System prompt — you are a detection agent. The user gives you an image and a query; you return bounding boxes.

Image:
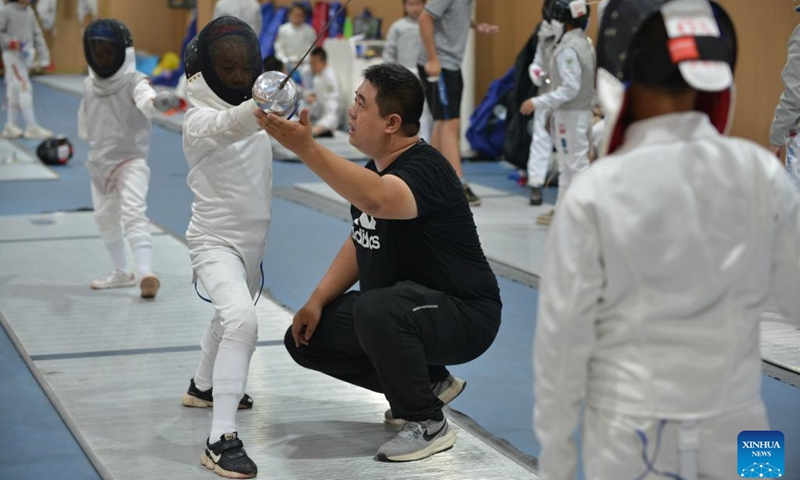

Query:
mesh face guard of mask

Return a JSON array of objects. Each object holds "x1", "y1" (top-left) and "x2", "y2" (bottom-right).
[
  {"x1": 184, "y1": 16, "x2": 263, "y2": 106},
  {"x1": 83, "y1": 19, "x2": 133, "y2": 79}
]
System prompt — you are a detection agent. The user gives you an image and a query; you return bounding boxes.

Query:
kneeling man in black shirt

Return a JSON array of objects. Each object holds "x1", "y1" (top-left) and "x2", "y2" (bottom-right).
[{"x1": 255, "y1": 63, "x2": 502, "y2": 462}]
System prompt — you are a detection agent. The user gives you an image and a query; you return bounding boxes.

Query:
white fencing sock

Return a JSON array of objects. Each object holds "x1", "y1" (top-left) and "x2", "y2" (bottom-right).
[
  {"x1": 193, "y1": 318, "x2": 223, "y2": 392},
  {"x1": 132, "y1": 245, "x2": 153, "y2": 276},
  {"x1": 104, "y1": 238, "x2": 129, "y2": 272},
  {"x1": 19, "y1": 92, "x2": 39, "y2": 129},
  {"x1": 210, "y1": 327, "x2": 257, "y2": 440},
  {"x1": 7, "y1": 102, "x2": 19, "y2": 127}
]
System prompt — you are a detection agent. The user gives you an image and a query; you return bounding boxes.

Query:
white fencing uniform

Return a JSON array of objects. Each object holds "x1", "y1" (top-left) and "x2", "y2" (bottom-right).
[
  {"x1": 77, "y1": 0, "x2": 98, "y2": 22},
  {"x1": 531, "y1": 28, "x2": 594, "y2": 204},
  {"x1": 0, "y1": 1, "x2": 50, "y2": 131},
  {"x1": 534, "y1": 112, "x2": 800, "y2": 480},
  {"x1": 769, "y1": 23, "x2": 800, "y2": 190},
  {"x1": 35, "y1": 0, "x2": 58, "y2": 32},
  {"x1": 213, "y1": 0, "x2": 263, "y2": 35},
  {"x1": 301, "y1": 64, "x2": 342, "y2": 132},
  {"x1": 526, "y1": 24, "x2": 556, "y2": 188},
  {"x1": 184, "y1": 72, "x2": 272, "y2": 438},
  {"x1": 78, "y1": 48, "x2": 162, "y2": 265},
  {"x1": 274, "y1": 22, "x2": 317, "y2": 67}
]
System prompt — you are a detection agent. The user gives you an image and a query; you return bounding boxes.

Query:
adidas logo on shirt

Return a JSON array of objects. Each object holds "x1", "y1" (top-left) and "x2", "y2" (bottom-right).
[{"x1": 352, "y1": 213, "x2": 380, "y2": 249}]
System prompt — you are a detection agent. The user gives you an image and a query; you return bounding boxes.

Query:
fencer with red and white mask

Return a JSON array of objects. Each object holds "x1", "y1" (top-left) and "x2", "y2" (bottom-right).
[
  {"x1": 79, "y1": 19, "x2": 180, "y2": 298},
  {"x1": 180, "y1": 16, "x2": 270, "y2": 479},
  {"x1": 520, "y1": 0, "x2": 595, "y2": 226},
  {"x1": 534, "y1": 1, "x2": 800, "y2": 479}
]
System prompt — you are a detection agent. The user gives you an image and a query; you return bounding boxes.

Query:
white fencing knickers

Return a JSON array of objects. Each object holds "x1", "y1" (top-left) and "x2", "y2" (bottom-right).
[
  {"x1": 191, "y1": 247, "x2": 260, "y2": 440},
  {"x1": 90, "y1": 158, "x2": 152, "y2": 252},
  {"x1": 581, "y1": 400, "x2": 768, "y2": 480},
  {"x1": 552, "y1": 109, "x2": 592, "y2": 205},
  {"x1": 2, "y1": 51, "x2": 38, "y2": 129},
  {"x1": 527, "y1": 108, "x2": 554, "y2": 188}
]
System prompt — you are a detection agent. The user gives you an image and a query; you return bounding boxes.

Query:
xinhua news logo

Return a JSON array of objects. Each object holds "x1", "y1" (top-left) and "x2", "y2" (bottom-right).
[{"x1": 738, "y1": 431, "x2": 784, "y2": 478}]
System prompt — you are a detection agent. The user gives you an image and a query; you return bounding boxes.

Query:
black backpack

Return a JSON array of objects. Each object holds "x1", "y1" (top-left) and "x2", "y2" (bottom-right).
[{"x1": 502, "y1": 24, "x2": 541, "y2": 169}]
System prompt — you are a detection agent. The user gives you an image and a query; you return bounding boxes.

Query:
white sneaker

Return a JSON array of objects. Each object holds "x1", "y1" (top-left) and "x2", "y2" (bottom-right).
[
  {"x1": 139, "y1": 272, "x2": 160, "y2": 299},
  {"x1": 90, "y1": 270, "x2": 136, "y2": 290},
  {"x1": 23, "y1": 125, "x2": 53, "y2": 139},
  {"x1": 1, "y1": 124, "x2": 23, "y2": 138}
]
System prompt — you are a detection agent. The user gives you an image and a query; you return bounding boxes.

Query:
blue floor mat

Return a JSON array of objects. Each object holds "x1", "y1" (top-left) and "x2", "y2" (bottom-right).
[{"x1": 0, "y1": 323, "x2": 101, "y2": 480}]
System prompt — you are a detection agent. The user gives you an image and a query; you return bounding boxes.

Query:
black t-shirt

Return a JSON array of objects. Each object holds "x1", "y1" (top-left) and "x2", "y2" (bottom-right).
[{"x1": 350, "y1": 141, "x2": 501, "y2": 307}]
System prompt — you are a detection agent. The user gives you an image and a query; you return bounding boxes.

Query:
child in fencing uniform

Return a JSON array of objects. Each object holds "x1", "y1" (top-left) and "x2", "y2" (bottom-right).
[
  {"x1": 79, "y1": 19, "x2": 181, "y2": 298},
  {"x1": 0, "y1": 0, "x2": 52, "y2": 139},
  {"x1": 180, "y1": 16, "x2": 271, "y2": 479},
  {"x1": 300, "y1": 47, "x2": 341, "y2": 138},
  {"x1": 383, "y1": 0, "x2": 432, "y2": 141},
  {"x1": 520, "y1": 0, "x2": 594, "y2": 225},
  {"x1": 274, "y1": 2, "x2": 317, "y2": 71},
  {"x1": 524, "y1": 0, "x2": 557, "y2": 206},
  {"x1": 534, "y1": 1, "x2": 800, "y2": 479}
]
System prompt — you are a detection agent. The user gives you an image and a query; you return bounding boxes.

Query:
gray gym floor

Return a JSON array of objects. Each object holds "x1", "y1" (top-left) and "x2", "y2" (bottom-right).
[{"x1": 0, "y1": 212, "x2": 538, "y2": 480}]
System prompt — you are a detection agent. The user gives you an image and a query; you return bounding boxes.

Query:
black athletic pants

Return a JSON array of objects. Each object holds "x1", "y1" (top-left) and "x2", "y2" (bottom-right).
[{"x1": 284, "y1": 281, "x2": 500, "y2": 422}]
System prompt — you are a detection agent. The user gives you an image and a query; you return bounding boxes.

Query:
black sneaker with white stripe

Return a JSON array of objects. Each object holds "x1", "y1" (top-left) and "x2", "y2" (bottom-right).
[
  {"x1": 201, "y1": 432, "x2": 257, "y2": 479},
  {"x1": 181, "y1": 378, "x2": 254, "y2": 410}
]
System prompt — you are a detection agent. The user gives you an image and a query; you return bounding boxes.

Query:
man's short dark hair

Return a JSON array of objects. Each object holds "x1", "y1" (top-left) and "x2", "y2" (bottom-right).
[
  {"x1": 310, "y1": 47, "x2": 327, "y2": 63},
  {"x1": 362, "y1": 63, "x2": 425, "y2": 137}
]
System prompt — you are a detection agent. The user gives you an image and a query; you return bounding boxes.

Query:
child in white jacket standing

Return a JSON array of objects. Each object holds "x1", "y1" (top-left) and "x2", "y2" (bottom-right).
[
  {"x1": 520, "y1": 0, "x2": 594, "y2": 225},
  {"x1": 79, "y1": 19, "x2": 180, "y2": 298},
  {"x1": 0, "y1": 0, "x2": 52, "y2": 139},
  {"x1": 179, "y1": 16, "x2": 271, "y2": 479}
]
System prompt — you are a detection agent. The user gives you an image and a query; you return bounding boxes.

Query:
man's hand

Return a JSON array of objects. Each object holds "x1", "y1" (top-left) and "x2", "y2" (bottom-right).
[
  {"x1": 424, "y1": 58, "x2": 441, "y2": 79},
  {"x1": 520, "y1": 98, "x2": 536, "y2": 116},
  {"x1": 305, "y1": 93, "x2": 317, "y2": 104},
  {"x1": 254, "y1": 108, "x2": 315, "y2": 154},
  {"x1": 475, "y1": 23, "x2": 499, "y2": 35},
  {"x1": 291, "y1": 300, "x2": 324, "y2": 347}
]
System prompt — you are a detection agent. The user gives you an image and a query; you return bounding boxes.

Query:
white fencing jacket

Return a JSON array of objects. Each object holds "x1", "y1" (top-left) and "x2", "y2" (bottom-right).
[
  {"x1": 534, "y1": 112, "x2": 800, "y2": 480},
  {"x1": 183, "y1": 73, "x2": 273, "y2": 287},
  {"x1": 274, "y1": 22, "x2": 317, "y2": 65},
  {"x1": 78, "y1": 48, "x2": 161, "y2": 193},
  {"x1": 0, "y1": 1, "x2": 50, "y2": 68}
]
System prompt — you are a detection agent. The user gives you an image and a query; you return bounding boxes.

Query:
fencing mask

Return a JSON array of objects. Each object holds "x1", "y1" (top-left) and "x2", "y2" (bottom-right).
[
  {"x1": 184, "y1": 16, "x2": 262, "y2": 106},
  {"x1": 37, "y1": 137, "x2": 73, "y2": 165},
  {"x1": 595, "y1": 0, "x2": 737, "y2": 156},
  {"x1": 83, "y1": 19, "x2": 133, "y2": 79}
]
